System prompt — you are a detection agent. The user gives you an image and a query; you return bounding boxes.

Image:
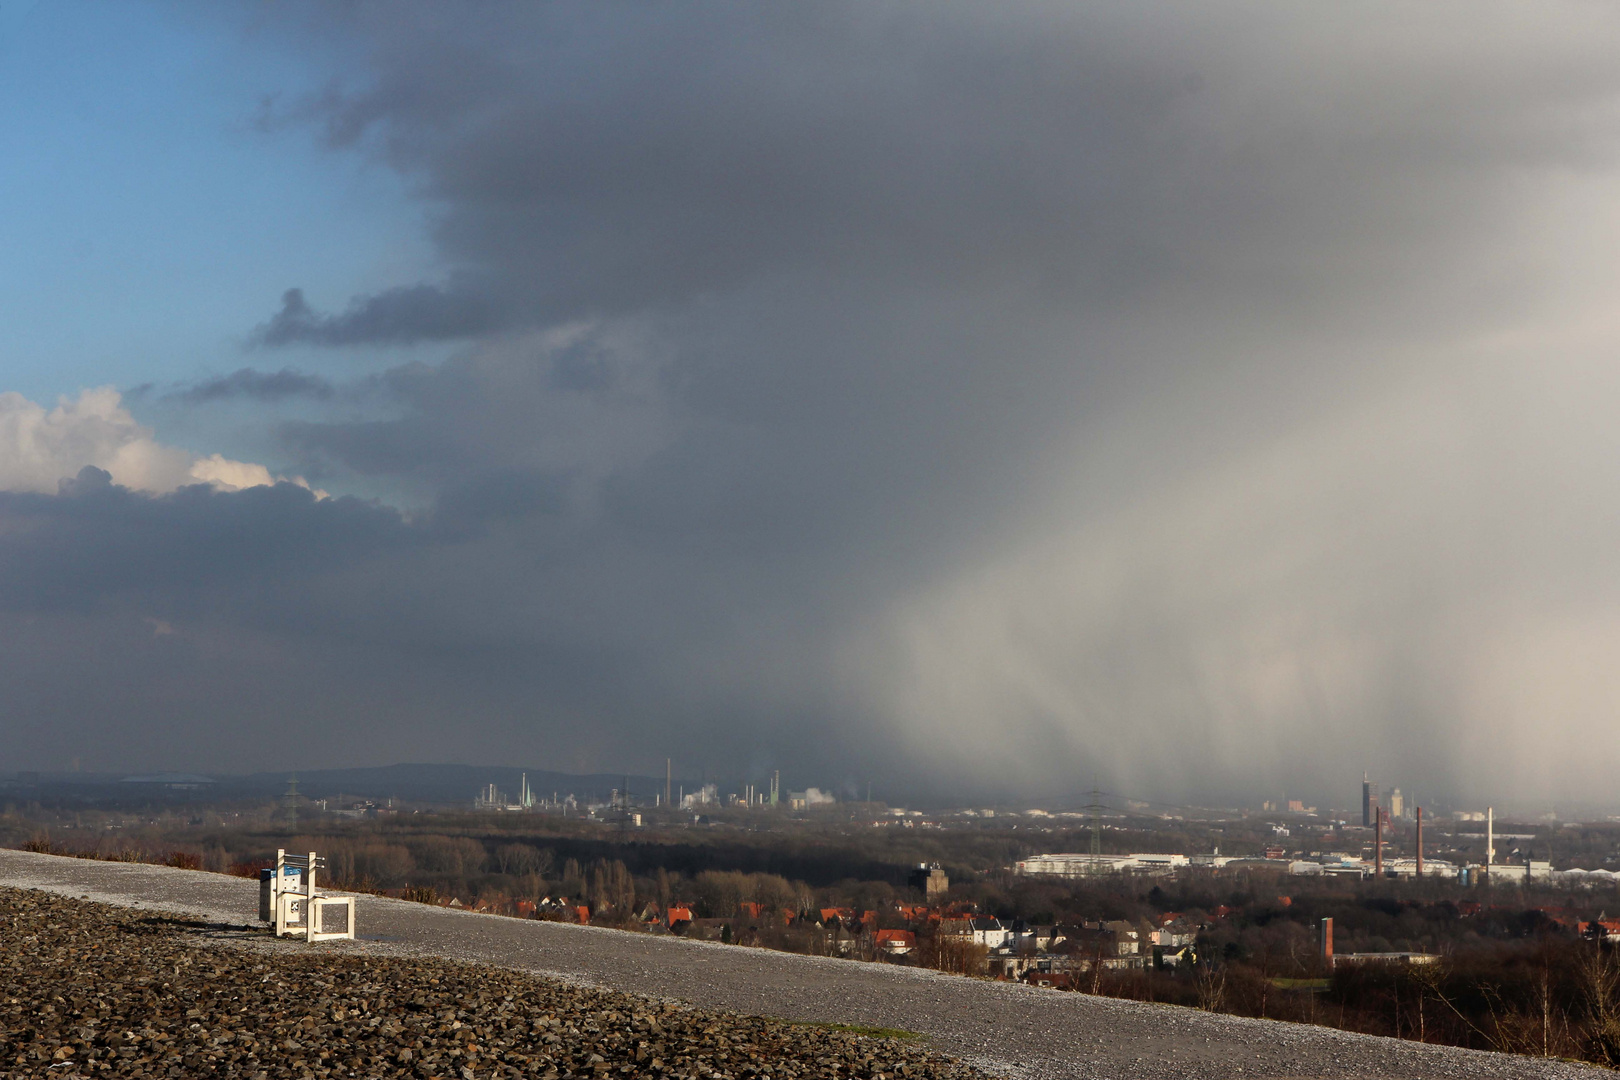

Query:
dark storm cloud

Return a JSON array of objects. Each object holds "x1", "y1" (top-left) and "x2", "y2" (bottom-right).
[
  {"x1": 174, "y1": 366, "x2": 334, "y2": 403},
  {"x1": 0, "y1": 461, "x2": 835, "y2": 780},
  {"x1": 260, "y1": 4, "x2": 1620, "y2": 341},
  {"x1": 254, "y1": 284, "x2": 498, "y2": 347},
  {"x1": 0, "y1": 468, "x2": 412, "y2": 613},
  {"x1": 256, "y1": 6, "x2": 1233, "y2": 333},
  {"x1": 12, "y1": 2, "x2": 1620, "y2": 803},
  {"x1": 228, "y1": 2, "x2": 1620, "y2": 802},
  {"x1": 432, "y1": 468, "x2": 566, "y2": 527}
]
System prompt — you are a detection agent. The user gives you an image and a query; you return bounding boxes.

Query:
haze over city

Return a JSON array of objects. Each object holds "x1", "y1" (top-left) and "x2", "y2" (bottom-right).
[{"x1": 5, "y1": 2, "x2": 1620, "y2": 809}]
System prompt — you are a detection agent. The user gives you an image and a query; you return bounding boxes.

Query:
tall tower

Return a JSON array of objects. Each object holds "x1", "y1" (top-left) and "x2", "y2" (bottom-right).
[
  {"x1": 1486, "y1": 806, "x2": 1494, "y2": 880},
  {"x1": 1415, "y1": 806, "x2": 1423, "y2": 877},
  {"x1": 1374, "y1": 808, "x2": 1385, "y2": 877},
  {"x1": 1085, "y1": 785, "x2": 1106, "y2": 875},
  {"x1": 1362, "y1": 773, "x2": 1372, "y2": 827},
  {"x1": 281, "y1": 775, "x2": 303, "y2": 820},
  {"x1": 1389, "y1": 788, "x2": 1404, "y2": 820}
]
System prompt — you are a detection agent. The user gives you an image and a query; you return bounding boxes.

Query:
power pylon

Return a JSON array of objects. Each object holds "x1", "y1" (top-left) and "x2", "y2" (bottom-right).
[{"x1": 1084, "y1": 784, "x2": 1107, "y2": 875}]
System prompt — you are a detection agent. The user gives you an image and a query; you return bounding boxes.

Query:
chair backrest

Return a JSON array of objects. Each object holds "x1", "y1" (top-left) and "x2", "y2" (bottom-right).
[
  {"x1": 273, "y1": 849, "x2": 327, "y2": 937},
  {"x1": 269, "y1": 848, "x2": 354, "y2": 941}
]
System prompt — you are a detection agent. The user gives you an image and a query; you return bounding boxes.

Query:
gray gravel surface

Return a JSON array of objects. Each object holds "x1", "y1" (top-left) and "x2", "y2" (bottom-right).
[
  {"x1": 0, "y1": 885, "x2": 978, "y2": 1079},
  {"x1": 1, "y1": 848, "x2": 1608, "y2": 1080}
]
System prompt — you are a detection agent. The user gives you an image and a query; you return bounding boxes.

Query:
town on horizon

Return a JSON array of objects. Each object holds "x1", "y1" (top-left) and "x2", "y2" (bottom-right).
[{"x1": 7, "y1": 761, "x2": 1616, "y2": 825}]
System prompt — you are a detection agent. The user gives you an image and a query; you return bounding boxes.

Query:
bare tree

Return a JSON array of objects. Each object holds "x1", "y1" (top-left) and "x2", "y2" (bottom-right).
[
  {"x1": 494, "y1": 843, "x2": 548, "y2": 876},
  {"x1": 1195, "y1": 963, "x2": 1227, "y2": 1012},
  {"x1": 1577, "y1": 941, "x2": 1620, "y2": 1066}
]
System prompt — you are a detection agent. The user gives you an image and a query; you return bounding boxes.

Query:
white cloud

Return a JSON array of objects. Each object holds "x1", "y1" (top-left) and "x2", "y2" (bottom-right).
[
  {"x1": 188, "y1": 453, "x2": 327, "y2": 498},
  {"x1": 0, "y1": 387, "x2": 318, "y2": 495}
]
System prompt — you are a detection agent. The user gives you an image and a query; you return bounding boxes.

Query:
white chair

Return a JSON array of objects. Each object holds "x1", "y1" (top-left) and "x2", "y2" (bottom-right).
[{"x1": 269, "y1": 849, "x2": 356, "y2": 941}]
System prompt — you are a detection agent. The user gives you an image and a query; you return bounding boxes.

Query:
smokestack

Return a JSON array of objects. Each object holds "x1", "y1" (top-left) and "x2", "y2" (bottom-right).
[
  {"x1": 1320, "y1": 917, "x2": 1334, "y2": 967},
  {"x1": 666, "y1": 758, "x2": 672, "y2": 810},
  {"x1": 1486, "y1": 806, "x2": 1494, "y2": 881},
  {"x1": 1375, "y1": 809, "x2": 1384, "y2": 878},
  {"x1": 1415, "y1": 806, "x2": 1423, "y2": 877}
]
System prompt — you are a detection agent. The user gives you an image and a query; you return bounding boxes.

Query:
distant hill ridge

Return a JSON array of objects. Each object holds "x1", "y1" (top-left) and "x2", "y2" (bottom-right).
[
  {"x1": 3, "y1": 763, "x2": 676, "y2": 805},
  {"x1": 233, "y1": 763, "x2": 672, "y2": 803}
]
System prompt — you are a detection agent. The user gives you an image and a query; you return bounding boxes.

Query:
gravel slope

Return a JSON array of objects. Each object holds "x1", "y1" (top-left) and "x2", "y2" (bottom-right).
[
  {"x1": 0, "y1": 848, "x2": 1608, "y2": 1080},
  {"x1": 0, "y1": 886, "x2": 979, "y2": 1079}
]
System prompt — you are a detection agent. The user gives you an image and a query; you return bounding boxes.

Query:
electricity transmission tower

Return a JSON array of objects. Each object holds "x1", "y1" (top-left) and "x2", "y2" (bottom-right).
[{"x1": 1084, "y1": 784, "x2": 1107, "y2": 875}]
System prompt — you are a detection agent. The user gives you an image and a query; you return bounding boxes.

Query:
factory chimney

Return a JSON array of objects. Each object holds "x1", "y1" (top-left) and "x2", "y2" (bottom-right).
[
  {"x1": 1415, "y1": 806, "x2": 1423, "y2": 877},
  {"x1": 1486, "y1": 807, "x2": 1494, "y2": 881},
  {"x1": 1319, "y1": 917, "x2": 1334, "y2": 967},
  {"x1": 1374, "y1": 808, "x2": 1384, "y2": 877},
  {"x1": 665, "y1": 759, "x2": 672, "y2": 810}
]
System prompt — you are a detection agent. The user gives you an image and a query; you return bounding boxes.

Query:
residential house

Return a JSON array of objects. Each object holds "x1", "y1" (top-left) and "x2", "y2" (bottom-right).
[
  {"x1": 1048, "y1": 921, "x2": 1145, "y2": 971},
  {"x1": 987, "y1": 951, "x2": 1041, "y2": 980},
  {"x1": 1012, "y1": 924, "x2": 1062, "y2": 951},
  {"x1": 1150, "y1": 922, "x2": 1196, "y2": 948},
  {"x1": 966, "y1": 918, "x2": 1013, "y2": 949}
]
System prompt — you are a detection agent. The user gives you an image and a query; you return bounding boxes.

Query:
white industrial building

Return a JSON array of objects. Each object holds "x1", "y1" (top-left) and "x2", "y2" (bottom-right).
[{"x1": 1016, "y1": 853, "x2": 1191, "y2": 877}]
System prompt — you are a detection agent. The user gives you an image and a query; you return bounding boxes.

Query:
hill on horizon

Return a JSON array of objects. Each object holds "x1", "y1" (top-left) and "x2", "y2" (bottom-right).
[{"x1": 229, "y1": 763, "x2": 676, "y2": 804}]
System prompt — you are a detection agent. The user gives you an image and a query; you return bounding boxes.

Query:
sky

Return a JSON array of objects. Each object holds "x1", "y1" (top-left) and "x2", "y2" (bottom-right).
[{"x1": 4, "y1": 2, "x2": 1620, "y2": 809}]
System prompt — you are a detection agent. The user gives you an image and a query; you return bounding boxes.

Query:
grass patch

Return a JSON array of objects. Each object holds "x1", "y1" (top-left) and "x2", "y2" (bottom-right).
[{"x1": 1269, "y1": 977, "x2": 1331, "y2": 991}]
